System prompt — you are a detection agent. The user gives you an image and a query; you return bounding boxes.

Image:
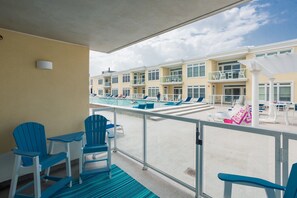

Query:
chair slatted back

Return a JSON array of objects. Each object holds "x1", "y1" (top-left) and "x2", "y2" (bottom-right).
[
  {"x1": 85, "y1": 115, "x2": 107, "y2": 146},
  {"x1": 284, "y1": 163, "x2": 297, "y2": 198},
  {"x1": 13, "y1": 122, "x2": 47, "y2": 166}
]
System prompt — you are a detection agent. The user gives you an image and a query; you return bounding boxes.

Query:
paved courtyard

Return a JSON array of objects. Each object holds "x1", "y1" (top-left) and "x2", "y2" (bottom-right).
[{"x1": 91, "y1": 104, "x2": 297, "y2": 197}]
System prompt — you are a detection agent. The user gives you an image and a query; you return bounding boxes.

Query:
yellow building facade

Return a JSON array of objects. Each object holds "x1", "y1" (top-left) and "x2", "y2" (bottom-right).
[{"x1": 90, "y1": 39, "x2": 297, "y2": 104}]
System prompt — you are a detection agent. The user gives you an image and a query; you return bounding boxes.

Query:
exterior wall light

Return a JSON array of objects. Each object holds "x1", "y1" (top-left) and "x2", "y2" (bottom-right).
[{"x1": 36, "y1": 60, "x2": 53, "y2": 70}]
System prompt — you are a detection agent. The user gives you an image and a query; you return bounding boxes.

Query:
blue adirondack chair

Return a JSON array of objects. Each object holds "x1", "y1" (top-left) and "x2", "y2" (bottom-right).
[
  {"x1": 81, "y1": 115, "x2": 111, "y2": 181},
  {"x1": 9, "y1": 122, "x2": 72, "y2": 198},
  {"x1": 218, "y1": 163, "x2": 297, "y2": 198}
]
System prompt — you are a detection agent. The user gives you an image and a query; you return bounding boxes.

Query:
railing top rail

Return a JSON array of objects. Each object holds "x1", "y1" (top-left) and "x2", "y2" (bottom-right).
[
  {"x1": 200, "y1": 120, "x2": 281, "y2": 137},
  {"x1": 91, "y1": 105, "x2": 286, "y2": 137},
  {"x1": 92, "y1": 106, "x2": 200, "y2": 124}
]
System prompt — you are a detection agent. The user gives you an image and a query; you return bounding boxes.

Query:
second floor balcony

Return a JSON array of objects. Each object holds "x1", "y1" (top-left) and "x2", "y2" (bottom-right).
[
  {"x1": 131, "y1": 78, "x2": 145, "y2": 86},
  {"x1": 160, "y1": 75, "x2": 183, "y2": 85},
  {"x1": 104, "y1": 82, "x2": 111, "y2": 87},
  {"x1": 208, "y1": 68, "x2": 247, "y2": 82}
]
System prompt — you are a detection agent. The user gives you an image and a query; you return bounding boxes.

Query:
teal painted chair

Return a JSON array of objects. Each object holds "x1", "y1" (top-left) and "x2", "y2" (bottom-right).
[
  {"x1": 9, "y1": 122, "x2": 72, "y2": 198},
  {"x1": 218, "y1": 163, "x2": 297, "y2": 198},
  {"x1": 80, "y1": 115, "x2": 111, "y2": 182}
]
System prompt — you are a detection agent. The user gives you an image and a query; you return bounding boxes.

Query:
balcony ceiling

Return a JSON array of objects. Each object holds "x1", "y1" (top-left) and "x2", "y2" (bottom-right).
[{"x1": 0, "y1": 0, "x2": 248, "y2": 53}]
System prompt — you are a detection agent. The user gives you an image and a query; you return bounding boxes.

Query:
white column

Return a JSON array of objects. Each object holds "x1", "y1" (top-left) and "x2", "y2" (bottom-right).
[
  {"x1": 269, "y1": 78, "x2": 275, "y2": 116},
  {"x1": 251, "y1": 70, "x2": 260, "y2": 127}
]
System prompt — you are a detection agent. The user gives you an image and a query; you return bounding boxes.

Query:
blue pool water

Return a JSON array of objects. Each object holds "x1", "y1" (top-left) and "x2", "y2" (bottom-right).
[{"x1": 89, "y1": 97, "x2": 168, "y2": 108}]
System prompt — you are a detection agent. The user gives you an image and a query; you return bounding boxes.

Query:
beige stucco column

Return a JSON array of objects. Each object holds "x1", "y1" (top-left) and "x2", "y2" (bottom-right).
[
  {"x1": 268, "y1": 77, "x2": 275, "y2": 116},
  {"x1": 251, "y1": 69, "x2": 261, "y2": 127}
]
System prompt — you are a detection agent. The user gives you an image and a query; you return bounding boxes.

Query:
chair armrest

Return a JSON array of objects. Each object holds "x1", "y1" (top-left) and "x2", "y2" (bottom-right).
[
  {"x1": 218, "y1": 173, "x2": 285, "y2": 191},
  {"x1": 12, "y1": 149, "x2": 40, "y2": 157},
  {"x1": 47, "y1": 131, "x2": 84, "y2": 142}
]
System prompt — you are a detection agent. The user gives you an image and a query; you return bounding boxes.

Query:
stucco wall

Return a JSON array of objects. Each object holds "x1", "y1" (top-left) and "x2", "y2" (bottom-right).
[{"x1": 0, "y1": 28, "x2": 89, "y2": 153}]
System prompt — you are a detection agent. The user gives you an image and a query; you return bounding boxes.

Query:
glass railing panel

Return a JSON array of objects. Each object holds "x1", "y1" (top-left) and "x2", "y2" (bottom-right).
[
  {"x1": 112, "y1": 109, "x2": 143, "y2": 161},
  {"x1": 202, "y1": 125, "x2": 276, "y2": 198},
  {"x1": 147, "y1": 118, "x2": 196, "y2": 187}
]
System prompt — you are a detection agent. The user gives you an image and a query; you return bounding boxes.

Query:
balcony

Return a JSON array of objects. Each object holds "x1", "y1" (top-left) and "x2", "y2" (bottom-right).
[
  {"x1": 131, "y1": 78, "x2": 145, "y2": 86},
  {"x1": 89, "y1": 106, "x2": 295, "y2": 198},
  {"x1": 104, "y1": 82, "x2": 111, "y2": 87},
  {"x1": 160, "y1": 75, "x2": 182, "y2": 85},
  {"x1": 208, "y1": 68, "x2": 247, "y2": 83}
]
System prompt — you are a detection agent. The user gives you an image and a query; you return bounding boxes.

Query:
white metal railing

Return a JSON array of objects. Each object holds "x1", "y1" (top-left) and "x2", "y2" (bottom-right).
[
  {"x1": 91, "y1": 106, "x2": 295, "y2": 198},
  {"x1": 104, "y1": 82, "x2": 111, "y2": 87},
  {"x1": 160, "y1": 75, "x2": 182, "y2": 83},
  {"x1": 209, "y1": 95, "x2": 246, "y2": 106},
  {"x1": 208, "y1": 68, "x2": 246, "y2": 81},
  {"x1": 162, "y1": 94, "x2": 181, "y2": 101},
  {"x1": 131, "y1": 93, "x2": 144, "y2": 99},
  {"x1": 132, "y1": 78, "x2": 145, "y2": 85}
]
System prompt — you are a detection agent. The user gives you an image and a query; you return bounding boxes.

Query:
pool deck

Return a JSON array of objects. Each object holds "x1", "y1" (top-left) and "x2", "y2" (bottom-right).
[{"x1": 90, "y1": 103, "x2": 297, "y2": 197}]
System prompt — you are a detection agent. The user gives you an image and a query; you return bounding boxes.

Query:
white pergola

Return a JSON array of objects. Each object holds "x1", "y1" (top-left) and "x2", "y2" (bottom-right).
[{"x1": 239, "y1": 53, "x2": 297, "y2": 127}]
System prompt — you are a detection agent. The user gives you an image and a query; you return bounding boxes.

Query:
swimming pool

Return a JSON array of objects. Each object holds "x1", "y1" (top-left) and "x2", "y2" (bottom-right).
[{"x1": 89, "y1": 97, "x2": 168, "y2": 108}]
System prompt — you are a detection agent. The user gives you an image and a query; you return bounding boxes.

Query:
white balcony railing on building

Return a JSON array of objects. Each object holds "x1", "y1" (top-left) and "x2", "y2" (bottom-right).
[
  {"x1": 92, "y1": 106, "x2": 295, "y2": 198},
  {"x1": 132, "y1": 78, "x2": 145, "y2": 85},
  {"x1": 131, "y1": 93, "x2": 145, "y2": 99},
  {"x1": 162, "y1": 94, "x2": 181, "y2": 101},
  {"x1": 160, "y1": 75, "x2": 182, "y2": 84},
  {"x1": 208, "y1": 69, "x2": 246, "y2": 81},
  {"x1": 209, "y1": 95, "x2": 246, "y2": 106},
  {"x1": 104, "y1": 82, "x2": 111, "y2": 87}
]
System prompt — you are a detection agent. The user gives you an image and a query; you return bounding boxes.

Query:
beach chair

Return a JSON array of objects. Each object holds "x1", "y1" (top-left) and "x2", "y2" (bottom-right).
[
  {"x1": 9, "y1": 122, "x2": 72, "y2": 198},
  {"x1": 143, "y1": 95, "x2": 148, "y2": 100},
  {"x1": 196, "y1": 97, "x2": 204, "y2": 103},
  {"x1": 146, "y1": 103, "x2": 155, "y2": 109},
  {"x1": 223, "y1": 105, "x2": 251, "y2": 125},
  {"x1": 218, "y1": 162, "x2": 297, "y2": 198},
  {"x1": 106, "y1": 120, "x2": 124, "y2": 135},
  {"x1": 133, "y1": 104, "x2": 146, "y2": 109},
  {"x1": 183, "y1": 97, "x2": 192, "y2": 103},
  {"x1": 165, "y1": 100, "x2": 182, "y2": 106},
  {"x1": 81, "y1": 115, "x2": 111, "y2": 181},
  {"x1": 259, "y1": 103, "x2": 266, "y2": 112}
]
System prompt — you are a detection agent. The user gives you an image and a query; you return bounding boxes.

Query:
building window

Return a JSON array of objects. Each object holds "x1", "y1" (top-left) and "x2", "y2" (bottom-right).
[
  {"x1": 112, "y1": 89, "x2": 118, "y2": 96},
  {"x1": 187, "y1": 85, "x2": 205, "y2": 98},
  {"x1": 98, "y1": 89, "x2": 103, "y2": 95},
  {"x1": 112, "y1": 76, "x2": 118, "y2": 83},
  {"x1": 148, "y1": 87, "x2": 159, "y2": 97},
  {"x1": 148, "y1": 69, "x2": 159, "y2": 81},
  {"x1": 123, "y1": 88, "x2": 130, "y2": 96},
  {"x1": 187, "y1": 63, "x2": 205, "y2": 77},
  {"x1": 256, "y1": 49, "x2": 292, "y2": 58},
  {"x1": 122, "y1": 74, "x2": 130, "y2": 83},
  {"x1": 259, "y1": 82, "x2": 292, "y2": 102},
  {"x1": 98, "y1": 79, "x2": 103, "y2": 85}
]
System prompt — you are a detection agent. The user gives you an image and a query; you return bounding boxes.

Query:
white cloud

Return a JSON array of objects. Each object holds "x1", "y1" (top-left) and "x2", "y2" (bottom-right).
[{"x1": 90, "y1": 1, "x2": 270, "y2": 76}]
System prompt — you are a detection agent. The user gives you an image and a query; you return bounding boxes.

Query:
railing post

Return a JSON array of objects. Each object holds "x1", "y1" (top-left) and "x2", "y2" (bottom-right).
[
  {"x1": 275, "y1": 134, "x2": 281, "y2": 198},
  {"x1": 196, "y1": 121, "x2": 203, "y2": 198},
  {"x1": 282, "y1": 134, "x2": 289, "y2": 187},
  {"x1": 143, "y1": 114, "x2": 148, "y2": 170},
  {"x1": 113, "y1": 108, "x2": 117, "y2": 152}
]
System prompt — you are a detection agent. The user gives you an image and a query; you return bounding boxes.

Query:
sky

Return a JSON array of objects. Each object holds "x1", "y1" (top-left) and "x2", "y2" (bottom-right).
[{"x1": 89, "y1": 0, "x2": 297, "y2": 77}]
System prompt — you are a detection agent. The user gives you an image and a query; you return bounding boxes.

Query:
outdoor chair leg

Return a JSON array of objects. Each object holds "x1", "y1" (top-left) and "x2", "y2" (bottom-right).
[
  {"x1": 33, "y1": 156, "x2": 41, "y2": 198},
  {"x1": 108, "y1": 138, "x2": 112, "y2": 179},
  {"x1": 265, "y1": 188, "x2": 276, "y2": 198},
  {"x1": 79, "y1": 142, "x2": 83, "y2": 184},
  {"x1": 65, "y1": 143, "x2": 72, "y2": 187},
  {"x1": 9, "y1": 155, "x2": 21, "y2": 198},
  {"x1": 223, "y1": 181, "x2": 232, "y2": 198},
  {"x1": 45, "y1": 141, "x2": 54, "y2": 180}
]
